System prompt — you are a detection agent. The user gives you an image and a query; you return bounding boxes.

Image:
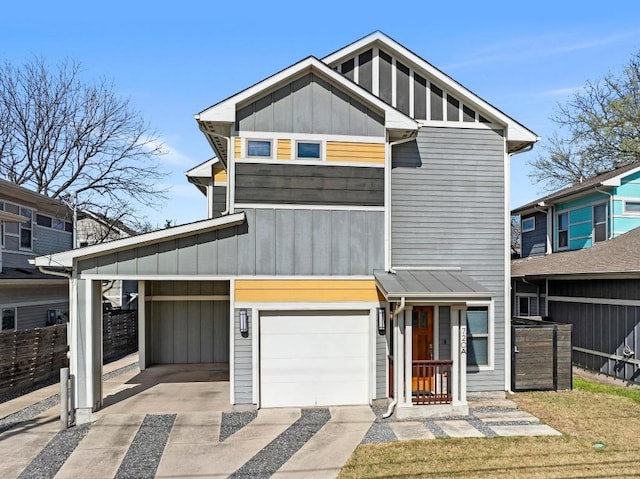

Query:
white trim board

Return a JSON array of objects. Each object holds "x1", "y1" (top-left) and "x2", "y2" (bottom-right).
[{"x1": 548, "y1": 295, "x2": 640, "y2": 307}]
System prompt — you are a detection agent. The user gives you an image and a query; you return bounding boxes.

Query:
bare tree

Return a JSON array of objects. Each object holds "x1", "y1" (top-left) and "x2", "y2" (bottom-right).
[
  {"x1": 0, "y1": 58, "x2": 167, "y2": 231},
  {"x1": 511, "y1": 216, "x2": 521, "y2": 257},
  {"x1": 529, "y1": 51, "x2": 640, "y2": 191}
]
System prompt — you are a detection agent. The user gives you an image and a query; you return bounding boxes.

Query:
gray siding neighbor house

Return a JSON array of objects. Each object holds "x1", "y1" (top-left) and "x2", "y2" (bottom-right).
[
  {"x1": 0, "y1": 179, "x2": 73, "y2": 330},
  {"x1": 35, "y1": 31, "x2": 538, "y2": 423}
]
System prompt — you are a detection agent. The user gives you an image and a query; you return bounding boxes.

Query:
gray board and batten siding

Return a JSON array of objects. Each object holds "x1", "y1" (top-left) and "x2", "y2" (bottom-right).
[
  {"x1": 235, "y1": 73, "x2": 385, "y2": 137},
  {"x1": 145, "y1": 281, "x2": 229, "y2": 365},
  {"x1": 235, "y1": 163, "x2": 384, "y2": 207},
  {"x1": 212, "y1": 186, "x2": 227, "y2": 219},
  {"x1": 77, "y1": 208, "x2": 384, "y2": 277},
  {"x1": 521, "y1": 212, "x2": 548, "y2": 257},
  {"x1": 547, "y1": 278, "x2": 640, "y2": 382},
  {"x1": 391, "y1": 126, "x2": 506, "y2": 392}
]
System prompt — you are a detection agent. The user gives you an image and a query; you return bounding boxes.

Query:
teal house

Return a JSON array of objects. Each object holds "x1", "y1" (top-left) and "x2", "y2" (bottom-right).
[{"x1": 513, "y1": 162, "x2": 640, "y2": 258}]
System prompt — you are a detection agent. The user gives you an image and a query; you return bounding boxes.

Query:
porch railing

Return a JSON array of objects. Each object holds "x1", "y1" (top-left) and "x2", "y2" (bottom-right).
[
  {"x1": 388, "y1": 356, "x2": 453, "y2": 405},
  {"x1": 412, "y1": 360, "x2": 453, "y2": 405}
]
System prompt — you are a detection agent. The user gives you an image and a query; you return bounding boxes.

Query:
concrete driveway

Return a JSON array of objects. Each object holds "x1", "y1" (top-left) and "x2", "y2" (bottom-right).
[{"x1": 2, "y1": 359, "x2": 376, "y2": 478}]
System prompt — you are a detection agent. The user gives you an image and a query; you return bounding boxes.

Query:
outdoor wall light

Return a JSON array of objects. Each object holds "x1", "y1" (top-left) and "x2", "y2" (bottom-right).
[
  {"x1": 377, "y1": 307, "x2": 386, "y2": 334},
  {"x1": 239, "y1": 309, "x2": 249, "y2": 336}
]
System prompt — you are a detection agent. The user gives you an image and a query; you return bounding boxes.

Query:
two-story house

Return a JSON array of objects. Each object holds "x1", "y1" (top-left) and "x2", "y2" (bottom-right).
[
  {"x1": 35, "y1": 32, "x2": 538, "y2": 424},
  {"x1": 1, "y1": 179, "x2": 73, "y2": 330},
  {"x1": 512, "y1": 162, "x2": 640, "y2": 382}
]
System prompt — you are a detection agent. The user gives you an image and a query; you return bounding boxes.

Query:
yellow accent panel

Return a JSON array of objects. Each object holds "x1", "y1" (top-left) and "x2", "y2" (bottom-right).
[
  {"x1": 235, "y1": 279, "x2": 384, "y2": 302},
  {"x1": 234, "y1": 137, "x2": 242, "y2": 159},
  {"x1": 212, "y1": 167, "x2": 227, "y2": 183},
  {"x1": 326, "y1": 142, "x2": 385, "y2": 163},
  {"x1": 277, "y1": 139, "x2": 291, "y2": 160}
]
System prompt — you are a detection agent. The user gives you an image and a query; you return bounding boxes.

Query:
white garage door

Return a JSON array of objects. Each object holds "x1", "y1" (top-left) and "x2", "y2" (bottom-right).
[{"x1": 260, "y1": 311, "x2": 370, "y2": 408}]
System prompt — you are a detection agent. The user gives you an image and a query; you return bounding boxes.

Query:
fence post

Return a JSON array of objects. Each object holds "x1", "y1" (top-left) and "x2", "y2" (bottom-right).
[{"x1": 60, "y1": 367, "x2": 69, "y2": 430}]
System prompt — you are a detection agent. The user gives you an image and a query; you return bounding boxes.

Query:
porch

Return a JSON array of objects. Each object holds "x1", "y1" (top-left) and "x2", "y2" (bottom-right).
[{"x1": 375, "y1": 269, "x2": 494, "y2": 419}]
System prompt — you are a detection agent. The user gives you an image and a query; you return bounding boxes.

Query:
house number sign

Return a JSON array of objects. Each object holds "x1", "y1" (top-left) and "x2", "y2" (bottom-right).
[{"x1": 460, "y1": 325, "x2": 467, "y2": 354}]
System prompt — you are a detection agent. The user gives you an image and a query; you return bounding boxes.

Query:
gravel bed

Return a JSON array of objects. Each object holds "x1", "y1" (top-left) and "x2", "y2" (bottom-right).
[
  {"x1": 17, "y1": 423, "x2": 91, "y2": 479},
  {"x1": 229, "y1": 408, "x2": 331, "y2": 479},
  {"x1": 361, "y1": 422, "x2": 397, "y2": 444},
  {"x1": 469, "y1": 406, "x2": 520, "y2": 413},
  {"x1": 219, "y1": 410, "x2": 258, "y2": 442},
  {"x1": 115, "y1": 414, "x2": 176, "y2": 479},
  {"x1": 466, "y1": 416, "x2": 497, "y2": 437},
  {"x1": 102, "y1": 361, "x2": 139, "y2": 381},
  {"x1": 0, "y1": 394, "x2": 61, "y2": 434},
  {"x1": 424, "y1": 419, "x2": 448, "y2": 438}
]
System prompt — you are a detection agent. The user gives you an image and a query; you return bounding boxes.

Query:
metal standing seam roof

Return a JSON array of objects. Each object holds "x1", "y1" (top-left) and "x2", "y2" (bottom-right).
[{"x1": 374, "y1": 269, "x2": 492, "y2": 300}]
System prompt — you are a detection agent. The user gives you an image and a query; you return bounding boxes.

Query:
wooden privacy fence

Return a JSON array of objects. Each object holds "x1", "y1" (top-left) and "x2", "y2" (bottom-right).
[
  {"x1": 511, "y1": 318, "x2": 572, "y2": 391},
  {"x1": 0, "y1": 311, "x2": 138, "y2": 397},
  {"x1": 0, "y1": 324, "x2": 68, "y2": 397},
  {"x1": 103, "y1": 310, "x2": 138, "y2": 363}
]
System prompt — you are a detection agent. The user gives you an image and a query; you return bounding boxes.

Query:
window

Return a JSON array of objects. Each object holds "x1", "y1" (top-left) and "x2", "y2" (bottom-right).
[
  {"x1": 624, "y1": 201, "x2": 640, "y2": 214},
  {"x1": 518, "y1": 296, "x2": 530, "y2": 316},
  {"x1": 593, "y1": 204, "x2": 607, "y2": 243},
  {"x1": 521, "y1": 217, "x2": 535, "y2": 233},
  {"x1": 296, "y1": 141, "x2": 321, "y2": 160},
  {"x1": 557, "y1": 212, "x2": 568, "y2": 249},
  {"x1": 247, "y1": 140, "x2": 272, "y2": 158},
  {"x1": 466, "y1": 306, "x2": 490, "y2": 367},
  {"x1": 20, "y1": 207, "x2": 33, "y2": 249},
  {"x1": 1, "y1": 308, "x2": 16, "y2": 331},
  {"x1": 36, "y1": 214, "x2": 52, "y2": 227}
]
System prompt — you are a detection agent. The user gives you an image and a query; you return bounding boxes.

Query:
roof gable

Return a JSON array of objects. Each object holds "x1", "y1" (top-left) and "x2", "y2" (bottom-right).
[
  {"x1": 513, "y1": 162, "x2": 640, "y2": 215},
  {"x1": 195, "y1": 56, "x2": 418, "y2": 163},
  {"x1": 322, "y1": 31, "x2": 538, "y2": 151}
]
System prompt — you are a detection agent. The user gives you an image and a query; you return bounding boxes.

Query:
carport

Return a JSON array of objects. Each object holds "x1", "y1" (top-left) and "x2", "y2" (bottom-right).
[{"x1": 34, "y1": 213, "x2": 246, "y2": 424}]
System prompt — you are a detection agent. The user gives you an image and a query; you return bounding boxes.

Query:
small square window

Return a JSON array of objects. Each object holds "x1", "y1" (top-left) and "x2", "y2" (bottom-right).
[
  {"x1": 296, "y1": 142, "x2": 321, "y2": 159},
  {"x1": 521, "y1": 217, "x2": 535, "y2": 233},
  {"x1": 624, "y1": 201, "x2": 640, "y2": 214},
  {"x1": 247, "y1": 140, "x2": 272, "y2": 158}
]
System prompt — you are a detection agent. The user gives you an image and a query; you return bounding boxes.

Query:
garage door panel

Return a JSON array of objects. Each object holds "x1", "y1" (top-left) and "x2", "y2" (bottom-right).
[
  {"x1": 260, "y1": 333, "x2": 368, "y2": 359},
  {"x1": 260, "y1": 311, "x2": 370, "y2": 408}
]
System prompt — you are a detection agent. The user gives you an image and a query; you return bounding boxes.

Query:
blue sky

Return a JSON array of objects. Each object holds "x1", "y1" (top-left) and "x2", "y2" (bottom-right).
[{"x1": 2, "y1": 1, "x2": 640, "y2": 226}]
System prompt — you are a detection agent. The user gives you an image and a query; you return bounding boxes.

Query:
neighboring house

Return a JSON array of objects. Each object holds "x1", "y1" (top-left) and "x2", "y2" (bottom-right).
[
  {"x1": 77, "y1": 210, "x2": 139, "y2": 310},
  {"x1": 35, "y1": 31, "x2": 538, "y2": 424},
  {"x1": 513, "y1": 161, "x2": 640, "y2": 260},
  {"x1": 511, "y1": 163, "x2": 640, "y2": 382},
  {"x1": 0, "y1": 179, "x2": 72, "y2": 330},
  {"x1": 512, "y1": 228, "x2": 640, "y2": 382}
]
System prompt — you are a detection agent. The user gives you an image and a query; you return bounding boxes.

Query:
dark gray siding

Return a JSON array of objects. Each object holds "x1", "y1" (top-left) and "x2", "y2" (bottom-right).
[
  {"x1": 0, "y1": 283, "x2": 67, "y2": 304},
  {"x1": 236, "y1": 73, "x2": 384, "y2": 137},
  {"x1": 212, "y1": 186, "x2": 227, "y2": 219},
  {"x1": 391, "y1": 126, "x2": 506, "y2": 392},
  {"x1": 234, "y1": 308, "x2": 253, "y2": 404},
  {"x1": 235, "y1": 163, "x2": 384, "y2": 206},
  {"x1": 521, "y1": 212, "x2": 548, "y2": 257},
  {"x1": 34, "y1": 226, "x2": 73, "y2": 255},
  {"x1": 17, "y1": 301, "x2": 68, "y2": 330},
  {"x1": 549, "y1": 299, "x2": 639, "y2": 382},
  {"x1": 146, "y1": 281, "x2": 229, "y2": 365},
  {"x1": 439, "y1": 306, "x2": 451, "y2": 360},
  {"x1": 78, "y1": 209, "x2": 384, "y2": 277}
]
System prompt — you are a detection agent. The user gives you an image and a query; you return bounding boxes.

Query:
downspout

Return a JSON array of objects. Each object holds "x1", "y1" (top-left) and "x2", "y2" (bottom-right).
[
  {"x1": 595, "y1": 186, "x2": 614, "y2": 239},
  {"x1": 38, "y1": 266, "x2": 71, "y2": 279},
  {"x1": 383, "y1": 297, "x2": 405, "y2": 418}
]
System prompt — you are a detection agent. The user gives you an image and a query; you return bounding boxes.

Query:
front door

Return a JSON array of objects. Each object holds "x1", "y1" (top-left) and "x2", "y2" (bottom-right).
[{"x1": 412, "y1": 307, "x2": 434, "y2": 393}]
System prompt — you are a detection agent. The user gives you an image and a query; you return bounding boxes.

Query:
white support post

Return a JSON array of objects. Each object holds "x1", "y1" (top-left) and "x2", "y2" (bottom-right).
[
  {"x1": 403, "y1": 306, "x2": 413, "y2": 407},
  {"x1": 451, "y1": 307, "x2": 460, "y2": 406},
  {"x1": 138, "y1": 280, "x2": 146, "y2": 371},
  {"x1": 459, "y1": 317, "x2": 468, "y2": 405},
  {"x1": 395, "y1": 307, "x2": 405, "y2": 406}
]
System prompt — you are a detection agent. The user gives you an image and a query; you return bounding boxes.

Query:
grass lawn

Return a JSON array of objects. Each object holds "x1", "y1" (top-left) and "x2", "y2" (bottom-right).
[{"x1": 339, "y1": 378, "x2": 640, "y2": 478}]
